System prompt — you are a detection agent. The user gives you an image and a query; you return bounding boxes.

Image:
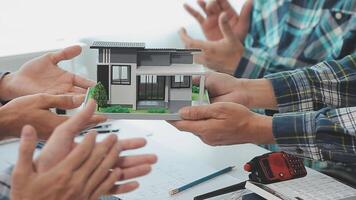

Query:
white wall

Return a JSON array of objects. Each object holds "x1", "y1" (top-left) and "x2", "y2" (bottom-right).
[
  {"x1": 110, "y1": 64, "x2": 137, "y2": 108},
  {"x1": 0, "y1": 0, "x2": 245, "y2": 79}
]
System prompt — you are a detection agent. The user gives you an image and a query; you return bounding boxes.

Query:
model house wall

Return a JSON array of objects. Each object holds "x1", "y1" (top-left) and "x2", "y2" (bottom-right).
[{"x1": 91, "y1": 41, "x2": 202, "y2": 110}]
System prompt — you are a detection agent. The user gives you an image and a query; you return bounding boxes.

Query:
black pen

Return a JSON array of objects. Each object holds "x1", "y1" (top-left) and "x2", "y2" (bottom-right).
[{"x1": 80, "y1": 129, "x2": 119, "y2": 135}]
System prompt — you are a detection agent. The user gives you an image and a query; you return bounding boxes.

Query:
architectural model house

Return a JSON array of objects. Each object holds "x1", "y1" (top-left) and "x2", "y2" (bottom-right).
[{"x1": 89, "y1": 41, "x2": 209, "y2": 120}]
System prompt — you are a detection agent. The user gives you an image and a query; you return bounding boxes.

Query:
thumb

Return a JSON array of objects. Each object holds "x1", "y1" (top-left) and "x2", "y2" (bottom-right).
[
  {"x1": 16, "y1": 125, "x2": 37, "y2": 174},
  {"x1": 219, "y1": 12, "x2": 235, "y2": 41},
  {"x1": 238, "y1": 0, "x2": 253, "y2": 40},
  {"x1": 50, "y1": 45, "x2": 82, "y2": 64},
  {"x1": 179, "y1": 105, "x2": 217, "y2": 120}
]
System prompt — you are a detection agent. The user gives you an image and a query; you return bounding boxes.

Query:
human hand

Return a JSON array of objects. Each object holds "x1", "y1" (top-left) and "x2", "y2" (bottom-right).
[
  {"x1": 194, "y1": 71, "x2": 250, "y2": 105},
  {"x1": 0, "y1": 45, "x2": 95, "y2": 101},
  {"x1": 170, "y1": 102, "x2": 274, "y2": 146},
  {"x1": 180, "y1": 12, "x2": 244, "y2": 74},
  {"x1": 184, "y1": 0, "x2": 253, "y2": 41},
  {"x1": 36, "y1": 99, "x2": 157, "y2": 193},
  {"x1": 10, "y1": 126, "x2": 124, "y2": 200},
  {"x1": 0, "y1": 94, "x2": 106, "y2": 139},
  {"x1": 194, "y1": 72, "x2": 278, "y2": 109}
]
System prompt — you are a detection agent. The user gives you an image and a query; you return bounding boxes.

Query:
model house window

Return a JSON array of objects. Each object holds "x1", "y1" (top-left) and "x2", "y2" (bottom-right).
[
  {"x1": 112, "y1": 65, "x2": 131, "y2": 85},
  {"x1": 140, "y1": 75, "x2": 157, "y2": 84},
  {"x1": 171, "y1": 75, "x2": 190, "y2": 88}
]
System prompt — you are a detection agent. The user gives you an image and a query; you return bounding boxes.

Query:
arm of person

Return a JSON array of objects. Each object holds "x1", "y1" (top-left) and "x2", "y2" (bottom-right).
[
  {"x1": 272, "y1": 106, "x2": 356, "y2": 164},
  {"x1": 264, "y1": 54, "x2": 356, "y2": 112},
  {"x1": 171, "y1": 102, "x2": 356, "y2": 164},
  {"x1": 229, "y1": 54, "x2": 356, "y2": 112}
]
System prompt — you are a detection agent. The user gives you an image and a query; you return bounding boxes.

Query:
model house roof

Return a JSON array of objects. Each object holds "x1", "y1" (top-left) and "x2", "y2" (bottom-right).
[
  {"x1": 91, "y1": 41, "x2": 146, "y2": 49},
  {"x1": 90, "y1": 41, "x2": 201, "y2": 53},
  {"x1": 136, "y1": 64, "x2": 206, "y2": 76}
]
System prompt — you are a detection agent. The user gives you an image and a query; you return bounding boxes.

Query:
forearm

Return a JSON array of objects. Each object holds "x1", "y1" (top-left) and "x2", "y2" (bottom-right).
[{"x1": 265, "y1": 54, "x2": 356, "y2": 113}]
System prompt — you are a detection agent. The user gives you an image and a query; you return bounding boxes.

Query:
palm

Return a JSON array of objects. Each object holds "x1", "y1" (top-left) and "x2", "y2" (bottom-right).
[
  {"x1": 4, "y1": 46, "x2": 94, "y2": 100},
  {"x1": 18, "y1": 58, "x2": 76, "y2": 94}
]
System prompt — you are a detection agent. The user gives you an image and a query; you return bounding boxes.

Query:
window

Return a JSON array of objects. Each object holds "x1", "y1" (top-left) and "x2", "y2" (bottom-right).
[
  {"x1": 112, "y1": 65, "x2": 131, "y2": 85},
  {"x1": 140, "y1": 75, "x2": 157, "y2": 84},
  {"x1": 171, "y1": 75, "x2": 191, "y2": 88}
]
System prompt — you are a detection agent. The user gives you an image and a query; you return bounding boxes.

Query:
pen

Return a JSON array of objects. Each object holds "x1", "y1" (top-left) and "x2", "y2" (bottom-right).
[
  {"x1": 80, "y1": 129, "x2": 119, "y2": 135},
  {"x1": 170, "y1": 166, "x2": 236, "y2": 195}
]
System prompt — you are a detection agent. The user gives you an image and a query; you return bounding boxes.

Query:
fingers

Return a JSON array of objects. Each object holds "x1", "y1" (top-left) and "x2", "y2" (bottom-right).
[
  {"x1": 206, "y1": 0, "x2": 222, "y2": 14},
  {"x1": 238, "y1": 0, "x2": 253, "y2": 39},
  {"x1": 73, "y1": 74, "x2": 96, "y2": 89},
  {"x1": 39, "y1": 94, "x2": 84, "y2": 110},
  {"x1": 119, "y1": 164, "x2": 152, "y2": 181},
  {"x1": 108, "y1": 181, "x2": 140, "y2": 195},
  {"x1": 116, "y1": 154, "x2": 157, "y2": 168},
  {"x1": 219, "y1": 12, "x2": 235, "y2": 41},
  {"x1": 119, "y1": 138, "x2": 147, "y2": 151},
  {"x1": 57, "y1": 132, "x2": 97, "y2": 171},
  {"x1": 217, "y1": 0, "x2": 234, "y2": 11},
  {"x1": 179, "y1": 28, "x2": 208, "y2": 49},
  {"x1": 70, "y1": 86, "x2": 88, "y2": 94},
  {"x1": 85, "y1": 137, "x2": 120, "y2": 192},
  {"x1": 184, "y1": 3, "x2": 205, "y2": 25},
  {"x1": 15, "y1": 125, "x2": 37, "y2": 174},
  {"x1": 54, "y1": 99, "x2": 99, "y2": 138},
  {"x1": 108, "y1": 181, "x2": 139, "y2": 195},
  {"x1": 90, "y1": 168, "x2": 122, "y2": 200},
  {"x1": 197, "y1": 0, "x2": 208, "y2": 14},
  {"x1": 50, "y1": 45, "x2": 82, "y2": 64},
  {"x1": 81, "y1": 134, "x2": 118, "y2": 192},
  {"x1": 169, "y1": 120, "x2": 208, "y2": 135},
  {"x1": 178, "y1": 105, "x2": 218, "y2": 120}
]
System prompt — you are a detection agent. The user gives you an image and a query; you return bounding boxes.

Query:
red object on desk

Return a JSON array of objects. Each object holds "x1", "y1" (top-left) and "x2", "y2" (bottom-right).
[{"x1": 244, "y1": 151, "x2": 307, "y2": 184}]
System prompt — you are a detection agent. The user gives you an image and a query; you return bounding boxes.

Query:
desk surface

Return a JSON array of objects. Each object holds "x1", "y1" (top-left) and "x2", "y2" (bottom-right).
[{"x1": 0, "y1": 120, "x2": 268, "y2": 181}]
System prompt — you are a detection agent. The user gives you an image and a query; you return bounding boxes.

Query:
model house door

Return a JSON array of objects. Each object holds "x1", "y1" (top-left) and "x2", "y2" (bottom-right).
[
  {"x1": 137, "y1": 75, "x2": 165, "y2": 100},
  {"x1": 97, "y1": 65, "x2": 110, "y2": 97}
]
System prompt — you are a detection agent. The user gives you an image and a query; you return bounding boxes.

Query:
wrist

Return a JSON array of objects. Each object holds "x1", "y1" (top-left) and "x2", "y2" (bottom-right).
[
  {"x1": 227, "y1": 45, "x2": 244, "y2": 75},
  {"x1": 245, "y1": 78, "x2": 277, "y2": 109},
  {"x1": 247, "y1": 113, "x2": 275, "y2": 144}
]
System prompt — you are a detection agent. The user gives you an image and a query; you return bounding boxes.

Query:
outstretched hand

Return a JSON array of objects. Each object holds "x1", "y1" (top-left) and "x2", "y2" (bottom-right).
[
  {"x1": 180, "y1": 12, "x2": 244, "y2": 74},
  {"x1": 0, "y1": 45, "x2": 95, "y2": 101},
  {"x1": 184, "y1": 0, "x2": 252, "y2": 41}
]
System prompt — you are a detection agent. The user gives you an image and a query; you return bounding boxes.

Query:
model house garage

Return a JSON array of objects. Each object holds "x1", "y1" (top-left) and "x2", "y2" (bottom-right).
[{"x1": 90, "y1": 41, "x2": 208, "y2": 116}]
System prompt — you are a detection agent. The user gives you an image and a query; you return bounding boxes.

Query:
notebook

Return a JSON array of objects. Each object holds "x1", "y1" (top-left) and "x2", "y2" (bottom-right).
[{"x1": 245, "y1": 170, "x2": 356, "y2": 200}]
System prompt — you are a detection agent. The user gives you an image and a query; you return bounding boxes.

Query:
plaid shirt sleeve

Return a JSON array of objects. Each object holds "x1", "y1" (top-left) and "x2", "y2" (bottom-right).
[
  {"x1": 0, "y1": 167, "x2": 12, "y2": 200},
  {"x1": 264, "y1": 54, "x2": 356, "y2": 163},
  {"x1": 272, "y1": 107, "x2": 356, "y2": 164},
  {"x1": 265, "y1": 54, "x2": 356, "y2": 113}
]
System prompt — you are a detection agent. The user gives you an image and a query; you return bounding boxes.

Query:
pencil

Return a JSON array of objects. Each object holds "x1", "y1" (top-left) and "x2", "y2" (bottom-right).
[{"x1": 169, "y1": 166, "x2": 236, "y2": 195}]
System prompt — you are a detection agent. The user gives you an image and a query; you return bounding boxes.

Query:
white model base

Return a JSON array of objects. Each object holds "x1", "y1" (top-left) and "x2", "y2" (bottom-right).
[{"x1": 99, "y1": 112, "x2": 182, "y2": 120}]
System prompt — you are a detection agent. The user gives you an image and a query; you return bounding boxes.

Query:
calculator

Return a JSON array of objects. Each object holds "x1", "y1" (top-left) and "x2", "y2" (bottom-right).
[{"x1": 244, "y1": 151, "x2": 307, "y2": 184}]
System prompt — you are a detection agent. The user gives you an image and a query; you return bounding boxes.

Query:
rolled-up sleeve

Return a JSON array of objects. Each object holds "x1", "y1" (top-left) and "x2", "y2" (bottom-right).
[
  {"x1": 272, "y1": 107, "x2": 356, "y2": 164},
  {"x1": 265, "y1": 54, "x2": 356, "y2": 113}
]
